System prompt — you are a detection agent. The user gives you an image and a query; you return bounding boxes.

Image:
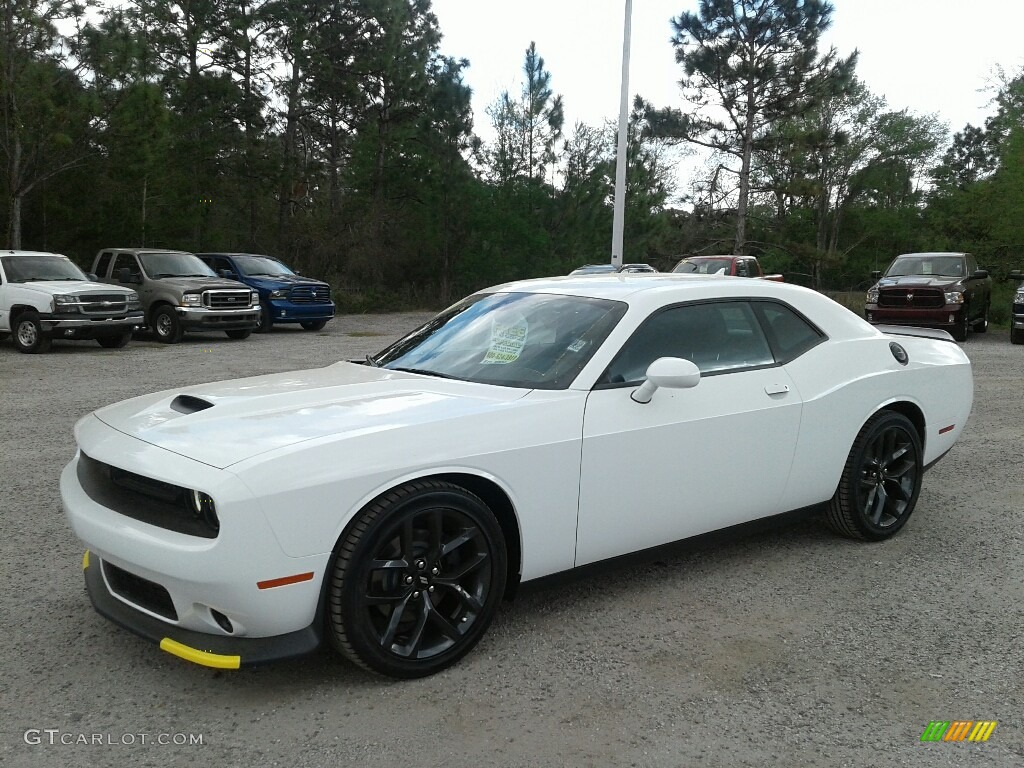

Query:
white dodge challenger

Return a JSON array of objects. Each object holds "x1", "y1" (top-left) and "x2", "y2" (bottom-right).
[{"x1": 61, "y1": 274, "x2": 973, "y2": 677}]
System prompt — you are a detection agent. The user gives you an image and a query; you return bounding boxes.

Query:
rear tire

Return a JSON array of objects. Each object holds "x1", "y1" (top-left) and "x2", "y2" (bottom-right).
[
  {"x1": 97, "y1": 333, "x2": 131, "y2": 349},
  {"x1": 975, "y1": 302, "x2": 989, "y2": 333},
  {"x1": 13, "y1": 312, "x2": 52, "y2": 353},
  {"x1": 825, "y1": 411, "x2": 923, "y2": 541},
  {"x1": 327, "y1": 480, "x2": 507, "y2": 678}
]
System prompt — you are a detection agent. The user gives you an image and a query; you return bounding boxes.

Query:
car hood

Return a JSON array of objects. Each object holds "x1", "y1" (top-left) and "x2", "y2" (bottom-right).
[
  {"x1": 90, "y1": 363, "x2": 529, "y2": 469},
  {"x1": 153, "y1": 276, "x2": 249, "y2": 291},
  {"x1": 15, "y1": 280, "x2": 134, "y2": 295},
  {"x1": 877, "y1": 275, "x2": 963, "y2": 289},
  {"x1": 245, "y1": 275, "x2": 329, "y2": 290}
]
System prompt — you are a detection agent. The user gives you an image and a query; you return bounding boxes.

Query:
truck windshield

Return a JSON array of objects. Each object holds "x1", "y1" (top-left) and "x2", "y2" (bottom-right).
[
  {"x1": 886, "y1": 256, "x2": 965, "y2": 277},
  {"x1": 1, "y1": 254, "x2": 88, "y2": 282},
  {"x1": 232, "y1": 255, "x2": 295, "y2": 277},
  {"x1": 139, "y1": 252, "x2": 218, "y2": 279}
]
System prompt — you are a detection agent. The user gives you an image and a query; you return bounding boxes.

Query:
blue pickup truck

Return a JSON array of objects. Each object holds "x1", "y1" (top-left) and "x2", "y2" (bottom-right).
[{"x1": 196, "y1": 252, "x2": 335, "y2": 333}]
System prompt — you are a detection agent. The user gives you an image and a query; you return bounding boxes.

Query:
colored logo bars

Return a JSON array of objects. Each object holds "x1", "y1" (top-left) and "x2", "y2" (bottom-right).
[{"x1": 920, "y1": 721, "x2": 997, "y2": 742}]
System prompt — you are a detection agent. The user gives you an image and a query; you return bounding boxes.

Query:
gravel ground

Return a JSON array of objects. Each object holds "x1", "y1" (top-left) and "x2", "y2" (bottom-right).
[{"x1": 1, "y1": 318, "x2": 1022, "y2": 768}]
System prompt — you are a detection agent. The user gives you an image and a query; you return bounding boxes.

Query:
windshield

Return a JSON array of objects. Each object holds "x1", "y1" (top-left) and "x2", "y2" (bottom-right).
[
  {"x1": 673, "y1": 258, "x2": 731, "y2": 275},
  {"x1": 233, "y1": 255, "x2": 295, "y2": 277},
  {"x1": 885, "y1": 255, "x2": 965, "y2": 278},
  {"x1": 139, "y1": 252, "x2": 217, "y2": 278},
  {"x1": 372, "y1": 292, "x2": 627, "y2": 389},
  {"x1": 0, "y1": 254, "x2": 88, "y2": 282}
]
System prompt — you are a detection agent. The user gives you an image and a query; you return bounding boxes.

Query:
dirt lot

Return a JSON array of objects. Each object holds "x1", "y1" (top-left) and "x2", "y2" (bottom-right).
[{"x1": 1, "y1": 318, "x2": 1022, "y2": 767}]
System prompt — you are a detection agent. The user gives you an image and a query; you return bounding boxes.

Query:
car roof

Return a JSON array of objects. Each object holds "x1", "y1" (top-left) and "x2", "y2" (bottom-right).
[
  {"x1": 2, "y1": 250, "x2": 68, "y2": 258},
  {"x1": 195, "y1": 252, "x2": 280, "y2": 259},
  {"x1": 896, "y1": 251, "x2": 967, "y2": 258},
  {"x1": 104, "y1": 247, "x2": 193, "y2": 255}
]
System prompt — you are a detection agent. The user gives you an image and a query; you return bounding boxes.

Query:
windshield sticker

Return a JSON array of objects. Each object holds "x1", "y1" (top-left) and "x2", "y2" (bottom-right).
[
  {"x1": 567, "y1": 339, "x2": 587, "y2": 353},
  {"x1": 482, "y1": 316, "x2": 528, "y2": 364}
]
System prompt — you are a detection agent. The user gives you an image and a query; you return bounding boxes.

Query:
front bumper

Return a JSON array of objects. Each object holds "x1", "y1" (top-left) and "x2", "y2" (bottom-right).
[
  {"x1": 267, "y1": 299, "x2": 336, "y2": 324},
  {"x1": 83, "y1": 550, "x2": 321, "y2": 668},
  {"x1": 60, "y1": 421, "x2": 329, "y2": 667},
  {"x1": 177, "y1": 305, "x2": 260, "y2": 331},
  {"x1": 40, "y1": 311, "x2": 144, "y2": 338},
  {"x1": 865, "y1": 304, "x2": 965, "y2": 330}
]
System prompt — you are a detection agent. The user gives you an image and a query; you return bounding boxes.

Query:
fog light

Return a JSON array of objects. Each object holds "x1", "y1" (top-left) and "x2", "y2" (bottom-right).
[{"x1": 210, "y1": 609, "x2": 233, "y2": 634}]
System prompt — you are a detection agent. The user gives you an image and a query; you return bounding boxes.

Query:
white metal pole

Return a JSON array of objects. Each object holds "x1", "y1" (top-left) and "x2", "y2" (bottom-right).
[{"x1": 611, "y1": 0, "x2": 632, "y2": 269}]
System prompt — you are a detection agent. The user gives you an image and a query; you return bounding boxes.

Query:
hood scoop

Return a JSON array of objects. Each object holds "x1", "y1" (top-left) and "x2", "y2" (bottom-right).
[{"x1": 170, "y1": 394, "x2": 215, "y2": 414}]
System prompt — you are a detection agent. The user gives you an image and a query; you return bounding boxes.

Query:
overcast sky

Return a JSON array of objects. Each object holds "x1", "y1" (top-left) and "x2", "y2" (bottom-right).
[{"x1": 430, "y1": 0, "x2": 1024, "y2": 141}]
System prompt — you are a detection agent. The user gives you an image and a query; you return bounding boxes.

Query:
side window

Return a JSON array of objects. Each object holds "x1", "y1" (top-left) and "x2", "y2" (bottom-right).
[
  {"x1": 966, "y1": 254, "x2": 978, "y2": 275},
  {"x1": 735, "y1": 260, "x2": 749, "y2": 277},
  {"x1": 754, "y1": 302, "x2": 824, "y2": 364},
  {"x1": 599, "y1": 301, "x2": 775, "y2": 385},
  {"x1": 214, "y1": 258, "x2": 235, "y2": 275},
  {"x1": 111, "y1": 253, "x2": 142, "y2": 282},
  {"x1": 95, "y1": 252, "x2": 113, "y2": 278}
]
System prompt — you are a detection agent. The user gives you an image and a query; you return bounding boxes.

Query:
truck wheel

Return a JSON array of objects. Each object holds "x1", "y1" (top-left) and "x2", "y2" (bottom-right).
[
  {"x1": 97, "y1": 333, "x2": 132, "y2": 349},
  {"x1": 951, "y1": 307, "x2": 969, "y2": 342},
  {"x1": 254, "y1": 305, "x2": 273, "y2": 334},
  {"x1": 152, "y1": 306, "x2": 183, "y2": 344},
  {"x1": 225, "y1": 329, "x2": 252, "y2": 340},
  {"x1": 1012, "y1": 327, "x2": 1024, "y2": 345},
  {"x1": 301, "y1": 319, "x2": 328, "y2": 331},
  {"x1": 13, "y1": 312, "x2": 52, "y2": 353},
  {"x1": 975, "y1": 303, "x2": 989, "y2": 333}
]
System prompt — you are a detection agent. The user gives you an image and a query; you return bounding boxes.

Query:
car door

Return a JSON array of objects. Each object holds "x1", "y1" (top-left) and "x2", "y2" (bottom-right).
[{"x1": 575, "y1": 300, "x2": 803, "y2": 566}]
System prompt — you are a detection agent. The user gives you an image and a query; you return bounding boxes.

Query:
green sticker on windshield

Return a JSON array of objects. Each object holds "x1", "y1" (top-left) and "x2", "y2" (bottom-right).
[{"x1": 482, "y1": 316, "x2": 528, "y2": 364}]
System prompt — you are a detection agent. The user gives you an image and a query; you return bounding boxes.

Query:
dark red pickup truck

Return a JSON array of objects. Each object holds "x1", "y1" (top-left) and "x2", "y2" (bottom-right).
[{"x1": 671, "y1": 255, "x2": 783, "y2": 281}]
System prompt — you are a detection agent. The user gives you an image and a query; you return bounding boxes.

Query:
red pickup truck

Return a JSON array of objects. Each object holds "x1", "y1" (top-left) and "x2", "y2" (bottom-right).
[{"x1": 671, "y1": 255, "x2": 783, "y2": 281}]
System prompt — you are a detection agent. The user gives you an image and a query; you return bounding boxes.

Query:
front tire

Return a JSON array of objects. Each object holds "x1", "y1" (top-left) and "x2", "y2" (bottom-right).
[
  {"x1": 152, "y1": 306, "x2": 183, "y2": 344},
  {"x1": 225, "y1": 328, "x2": 252, "y2": 340},
  {"x1": 825, "y1": 411, "x2": 923, "y2": 541},
  {"x1": 97, "y1": 333, "x2": 131, "y2": 349},
  {"x1": 301, "y1": 319, "x2": 328, "y2": 331},
  {"x1": 1012, "y1": 327, "x2": 1024, "y2": 345},
  {"x1": 951, "y1": 306, "x2": 969, "y2": 342},
  {"x1": 254, "y1": 305, "x2": 273, "y2": 334},
  {"x1": 13, "y1": 312, "x2": 52, "y2": 353},
  {"x1": 327, "y1": 480, "x2": 507, "y2": 678}
]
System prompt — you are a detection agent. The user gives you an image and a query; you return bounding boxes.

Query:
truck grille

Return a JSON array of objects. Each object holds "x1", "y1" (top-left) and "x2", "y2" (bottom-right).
[
  {"x1": 203, "y1": 289, "x2": 252, "y2": 309},
  {"x1": 79, "y1": 293, "x2": 128, "y2": 315},
  {"x1": 289, "y1": 285, "x2": 332, "y2": 304},
  {"x1": 878, "y1": 288, "x2": 945, "y2": 309}
]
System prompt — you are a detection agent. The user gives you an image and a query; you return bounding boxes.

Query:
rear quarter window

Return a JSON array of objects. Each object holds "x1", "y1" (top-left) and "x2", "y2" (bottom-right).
[{"x1": 754, "y1": 302, "x2": 825, "y2": 364}]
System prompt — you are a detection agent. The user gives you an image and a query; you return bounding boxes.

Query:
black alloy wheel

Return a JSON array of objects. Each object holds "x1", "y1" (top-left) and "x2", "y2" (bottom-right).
[
  {"x1": 327, "y1": 480, "x2": 507, "y2": 678},
  {"x1": 825, "y1": 411, "x2": 922, "y2": 541},
  {"x1": 301, "y1": 319, "x2": 328, "y2": 331}
]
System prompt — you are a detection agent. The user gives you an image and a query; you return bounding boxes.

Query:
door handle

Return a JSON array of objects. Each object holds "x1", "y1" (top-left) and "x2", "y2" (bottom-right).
[{"x1": 764, "y1": 384, "x2": 790, "y2": 396}]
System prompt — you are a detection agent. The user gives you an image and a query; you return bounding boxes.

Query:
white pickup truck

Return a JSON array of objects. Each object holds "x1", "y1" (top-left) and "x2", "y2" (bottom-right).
[{"x1": 0, "y1": 250, "x2": 144, "y2": 353}]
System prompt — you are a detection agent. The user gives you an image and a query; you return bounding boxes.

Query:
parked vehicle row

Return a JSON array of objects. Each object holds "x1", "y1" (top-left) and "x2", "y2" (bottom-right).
[
  {"x1": 1, "y1": 247, "x2": 337, "y2": 353},
  {"x1": 672, "y1": 255, "x2": 783, "y2": 281}
]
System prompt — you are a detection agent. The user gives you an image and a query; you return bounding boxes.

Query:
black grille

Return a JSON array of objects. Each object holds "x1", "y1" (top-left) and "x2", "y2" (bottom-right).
[
  {"x1": 79, "y1": 293, "x2": 129, "y2": 315},
  {"x1": 203, "y1": 289, "x2": 252, "y2": 309},
  {"x1": 103, "y1": 560, "x2": 178, "y2": 620},
  {"x1": 289, "y1": 285, "x2": 331, "y2": 304},
  {"x1": 878, "y1": 288, "x2": 945, "y2": 309},
  {"x1": 76, "y1": 452, "x2": 219, "y2": 538}
]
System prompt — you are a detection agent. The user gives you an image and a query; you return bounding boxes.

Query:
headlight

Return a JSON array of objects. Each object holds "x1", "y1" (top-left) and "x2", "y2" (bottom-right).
[
  {"x1": 945, "y1": 291, "x2": 965, "y2": 305},
  {"x1": 269, "y1": 289, "x2": 287, "y2": 299},
  {"x1": 866, "y1": 288, "x2": 879, "y2": 304},
  {"x1": 53, "y1": 294, "x2": 79, "y2": 311},
  {"x1": 250, "y1": 291, "x2": 259, "y2": 304},
  {"x1": 181, "y1": 293, "x2": 202, "y2": 306},
  {"x1": 1015, "y1": 289, "x2": 1024, "y2": 304},
  {"x1": 187, "y1": 489, "x2": 219, "y2": 534},
  {"x1": 126, "y1": 291, "x2": 140, "y2": 302}
]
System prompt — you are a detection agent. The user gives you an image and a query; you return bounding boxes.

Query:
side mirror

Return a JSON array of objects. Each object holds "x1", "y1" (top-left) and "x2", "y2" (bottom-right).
[
  {"x1": 1008, "y1": 269, "x2": 1022, "y2": 281},
  {"x1": 972, "y1": 269, "x2": 989, "y2": 279},
  {"x1": 86, "y1": 272, "x2": 98, "y2": 281},
  {"x1": 219, "y1": 269, "x2": 236, "y2": 279},
  {"x1": 116, "y1": 268, "x2": 139, "y2": 284},
  {"x1": 870, "y1": 270, "x2": 882, "y2": 280},
  {"x1": 631, "y1": 357, "x2": 701, "y2": 404}
]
